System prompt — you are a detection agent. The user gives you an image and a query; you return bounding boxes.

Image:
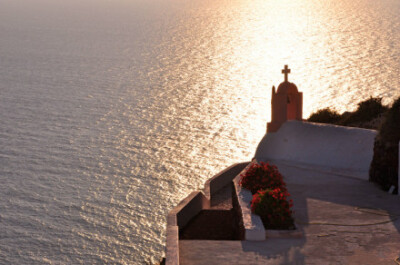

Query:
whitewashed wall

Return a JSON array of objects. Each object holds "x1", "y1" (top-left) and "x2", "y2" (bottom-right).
[{"x1": 254, "y1": 121, "x2": 377, "y2": 180}]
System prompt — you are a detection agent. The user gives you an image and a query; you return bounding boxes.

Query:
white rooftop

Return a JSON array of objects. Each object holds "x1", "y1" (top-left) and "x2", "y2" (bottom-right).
[{"x1": 254, "y1": 121, "x2": 377, "y2": 180}]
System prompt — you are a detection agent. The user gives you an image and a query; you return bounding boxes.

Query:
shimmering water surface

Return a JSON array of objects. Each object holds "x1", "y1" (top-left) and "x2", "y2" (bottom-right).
[{"x1": 1, "y1": 0, "x2": 399, "y2": 263}]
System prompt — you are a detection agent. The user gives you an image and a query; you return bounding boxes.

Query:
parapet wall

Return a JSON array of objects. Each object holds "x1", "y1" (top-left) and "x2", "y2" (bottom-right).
[
  {"x1": 204, "y1": 162, "x2": 249, "y2": 200},
  {"x1": 255, "y1": 121, "x2": 377, "y2": 179},
  {"x1": 165, "y1": 162, "x2": 249, "y2": 265}
]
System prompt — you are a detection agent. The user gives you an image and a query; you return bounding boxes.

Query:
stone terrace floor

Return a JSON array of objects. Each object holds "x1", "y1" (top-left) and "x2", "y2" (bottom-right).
[{"x1": 180, "y1": 162, "x2": 400, "y2": 265}]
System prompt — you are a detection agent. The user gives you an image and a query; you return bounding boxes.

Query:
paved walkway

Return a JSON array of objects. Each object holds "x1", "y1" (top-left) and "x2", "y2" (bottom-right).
[{"x1": 180, "y1": 162, "x2": 400, "y2": 265}]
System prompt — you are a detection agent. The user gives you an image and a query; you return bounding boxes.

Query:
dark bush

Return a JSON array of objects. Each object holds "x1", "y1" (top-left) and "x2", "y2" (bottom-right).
[
  {"x1": 369, "y1": 97, "x2": 400, "y2": 193},
  {"x1": 308, "y1": 97, "x2": 388, "y2": 129},
  {"x1": 308, "y1": 108, "x2": 341, "y2": 124},
  {"x1": 340, "y1": 97, "x2": 388, "y2": 125}
]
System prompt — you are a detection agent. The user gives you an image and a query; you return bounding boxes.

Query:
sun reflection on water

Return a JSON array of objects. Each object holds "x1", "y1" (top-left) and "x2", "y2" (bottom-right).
[
  {"x1": 1, "y1": 0, "x2": 400, "y2": 263},
  {"x1": 146, "y1": 0, "x2": 400, "y2": 260}
]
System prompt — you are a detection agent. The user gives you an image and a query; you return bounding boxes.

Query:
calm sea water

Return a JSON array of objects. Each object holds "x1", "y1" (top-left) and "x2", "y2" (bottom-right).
[{"x1": 0, "y1": 0, "x2": 399, "y2": 263}]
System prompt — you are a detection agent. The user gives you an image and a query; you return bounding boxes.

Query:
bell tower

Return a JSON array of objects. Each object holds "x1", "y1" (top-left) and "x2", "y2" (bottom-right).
[{"x1": 267, "y1": 65, "x2": 303, "y2": 133}]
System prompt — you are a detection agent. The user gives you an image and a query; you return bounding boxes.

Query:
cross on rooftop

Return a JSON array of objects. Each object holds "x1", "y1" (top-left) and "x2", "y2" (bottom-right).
[{"x1": 282, "y1": 65, "x2": 291, "y2": 82}]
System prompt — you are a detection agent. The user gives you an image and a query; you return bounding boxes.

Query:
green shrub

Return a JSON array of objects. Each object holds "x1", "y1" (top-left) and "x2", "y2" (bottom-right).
[
  {"x1": 308, "y1": 108, "x2": 341, "y2": 124},
  {"x1": 340, "y1": 97, "x2": 388, "y2": 125},
  {"x1": 378, "y1": 97, "x2": 400, "y2": 141},
  {"x1": 369, "y1": 97, "x2": 400, "y2": 193}
]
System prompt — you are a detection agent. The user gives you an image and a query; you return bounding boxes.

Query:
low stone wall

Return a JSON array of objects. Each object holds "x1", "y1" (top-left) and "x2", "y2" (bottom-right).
[
  {"x1": 204, "y1": 162, "x2": 249, "y2": 200},
  {"x1": 171, "y1": 192, "x2": 210, "y2": 228},
  {"x1": 165, "y1": 225, "x2": 179, "y2": 265},
  {"x1": 231, "y1": 162, "x2": 265, "y2": 241},
  {"x1": 233, "y1": 174, "x2": 265, "y2": 241},
  {"x1": 166, "y1": 192, "x2": 209, "y2": 265},
  {"x1": 166, "y1": 162, "x2": 248, "y2": 265}
]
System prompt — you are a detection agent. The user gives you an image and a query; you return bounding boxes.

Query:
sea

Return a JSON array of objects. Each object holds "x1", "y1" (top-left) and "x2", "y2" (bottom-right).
[{"x1": 0, "y1": 0, "x2": 399, "y2": 264}]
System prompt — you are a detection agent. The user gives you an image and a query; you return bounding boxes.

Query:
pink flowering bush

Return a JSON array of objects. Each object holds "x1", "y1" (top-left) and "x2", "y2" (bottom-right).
[
  {"x1": 251, "y1": 188, "x2": 295, "y2": 229},
  {"x1": 239, "y1": 161, "x2": 295, "y2": 229},
  {"x1": 239, "y1": 162, "x2": 286, "y2": 194}
]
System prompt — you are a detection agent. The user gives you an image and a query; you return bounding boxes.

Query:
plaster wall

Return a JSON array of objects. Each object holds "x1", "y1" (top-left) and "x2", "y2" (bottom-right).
[
  {"x1": 232, "y1": 163, "x2": 265, "y2": 241},
  {"x1": 203, "y1": 162, "x2": 249, "y2": 200},
  {"x1": 166, "y1": 191, "x2": 209, "y2": 265},
  {"x1": 255, "y1": 121, "x2": 377, "y2": 180}
]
